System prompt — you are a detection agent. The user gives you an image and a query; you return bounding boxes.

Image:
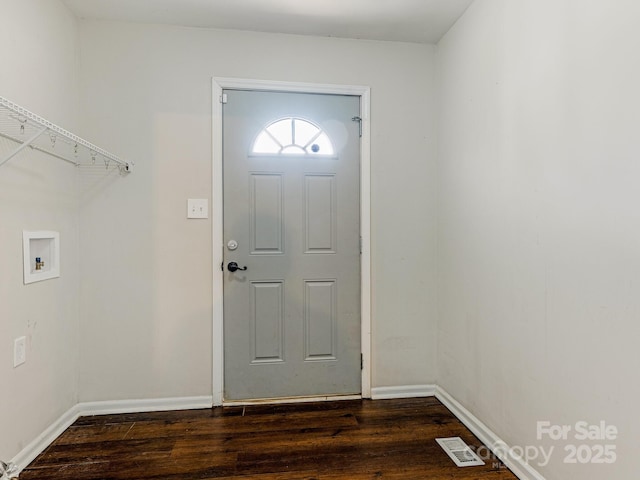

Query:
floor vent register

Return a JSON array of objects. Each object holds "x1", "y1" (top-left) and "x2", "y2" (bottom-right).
[{"x1": 435, "y1": 437, "x2": 485, "y2": 467}]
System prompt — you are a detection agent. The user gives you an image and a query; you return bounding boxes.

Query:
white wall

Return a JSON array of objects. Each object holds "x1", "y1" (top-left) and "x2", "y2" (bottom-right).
[
  {"x1": 437, "y1": 0, "x2": 640, "y2": 478},
  {"x1": 0, "y1": 0, "x2": 80, "y2": 461},
  {"x1": 76, "y1": 22, "x2": 439, "y2": 401}
]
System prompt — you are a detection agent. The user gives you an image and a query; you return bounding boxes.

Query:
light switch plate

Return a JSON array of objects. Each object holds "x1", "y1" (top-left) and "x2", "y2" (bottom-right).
[{"x1": 187, "y1": 199, "x2": 208, "y2": 219}]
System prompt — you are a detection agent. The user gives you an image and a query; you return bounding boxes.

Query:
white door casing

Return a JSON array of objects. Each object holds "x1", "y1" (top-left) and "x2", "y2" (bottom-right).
[{"x1": 212, "y1": 77, "x2": 371, "y2": 405}]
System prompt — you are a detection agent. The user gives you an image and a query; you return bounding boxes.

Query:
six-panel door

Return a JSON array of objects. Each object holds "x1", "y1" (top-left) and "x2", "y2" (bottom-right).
[{"x1": 223, "y1": 90, "x2": 361, "y2": 400}]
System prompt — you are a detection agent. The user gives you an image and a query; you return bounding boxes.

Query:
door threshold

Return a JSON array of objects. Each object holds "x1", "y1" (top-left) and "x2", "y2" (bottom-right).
[{"x1": 223, "y1": 394, "x2": 362, "y2": 407}]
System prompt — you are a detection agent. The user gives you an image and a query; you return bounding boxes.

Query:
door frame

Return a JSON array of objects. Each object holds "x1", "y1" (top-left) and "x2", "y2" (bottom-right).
[{"x1": 211, "y1": 77, "x2": 371, "y2": 405}]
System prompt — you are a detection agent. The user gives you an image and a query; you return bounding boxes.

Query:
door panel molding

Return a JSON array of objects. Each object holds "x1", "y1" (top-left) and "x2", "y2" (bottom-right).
[
  {"x1": 304, "y1": 279, "x2": 338, "y2": 361},
  {"x1": 250, "y1": 280, "x2": 285, "y2": 363},
  {"x1": 250, "y1": 173, "x2": 285, "y2": 254},
  {"x1": 304, "y1": 174, "x2": 337, "y2": 254},
  {"x1": 212, "y1": 77, "x2": 371, "y2": 405}
]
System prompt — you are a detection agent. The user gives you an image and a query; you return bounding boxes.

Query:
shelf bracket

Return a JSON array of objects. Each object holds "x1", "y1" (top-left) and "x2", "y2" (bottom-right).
[{"x1": 0, "y1": 125, "x2": 47, "y2": 168}]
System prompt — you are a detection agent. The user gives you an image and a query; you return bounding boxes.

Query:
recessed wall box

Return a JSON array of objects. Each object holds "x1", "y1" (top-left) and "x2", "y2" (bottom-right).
[{"x1": 23, "y1": 231, "x2": 60, "y2": 284}]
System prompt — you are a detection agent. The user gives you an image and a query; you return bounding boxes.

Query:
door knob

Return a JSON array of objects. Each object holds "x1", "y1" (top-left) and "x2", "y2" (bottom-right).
[{"x1": 227, "y1": 261, "x2": 247, "y2": 272}]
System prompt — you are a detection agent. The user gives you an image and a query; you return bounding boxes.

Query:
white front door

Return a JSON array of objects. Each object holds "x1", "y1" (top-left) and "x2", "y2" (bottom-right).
[{"x1": 222, "y1": 89, "x2": 361, "y2": 401}]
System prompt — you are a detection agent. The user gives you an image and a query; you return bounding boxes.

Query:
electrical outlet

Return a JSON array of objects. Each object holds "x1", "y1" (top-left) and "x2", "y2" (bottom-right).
[
  {"x1": 14, "y1": 336, "x2": 26, "y2": 367},
  {"x1": 187, "y1": 198, "x2": 209, "y2": 219}
]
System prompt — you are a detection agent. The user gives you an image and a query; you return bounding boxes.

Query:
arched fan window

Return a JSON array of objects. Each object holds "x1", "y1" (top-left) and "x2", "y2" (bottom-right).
[{"x1": 252, "y1": 117, "x2": 334, "y2": 156}]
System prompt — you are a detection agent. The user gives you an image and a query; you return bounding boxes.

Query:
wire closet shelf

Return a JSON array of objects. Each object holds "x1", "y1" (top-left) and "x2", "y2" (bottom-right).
[{"x1": 0, "y1": 95, "x2": 133, "y2": 174}]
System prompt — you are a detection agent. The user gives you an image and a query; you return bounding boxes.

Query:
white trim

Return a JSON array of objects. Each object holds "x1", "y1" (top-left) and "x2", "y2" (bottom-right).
[
  {"x1": 212, "y1": 77, "x2": 371, "y2": 97},
  {"x1": 211, "y1": 77, "x2": 372, "y2": 405},
  {"x1": 435, "y1": 387, "x2": 546, "y2": 480},
  {"x1": 11, "y1": 403, "x2": 83, "y2": 474},
  {"x1": 371, "y1": 385, "x2": 436, "y2": 400},
  {"x1": 359, "y1": 87, "x2": 372, "y2": 399},
  {"x1": 77, "y1": 395, "x2": 213, "y2": 416},
  {"x1": 224, "y1": 394, "x2": 361, "y2": 407},
  {"x1": 11, "y1": 396, "x2": 212, "y2": 474}
]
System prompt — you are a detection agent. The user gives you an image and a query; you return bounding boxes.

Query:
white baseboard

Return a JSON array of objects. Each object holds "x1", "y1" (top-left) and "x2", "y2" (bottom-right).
[
  {"x1": 435, "y1": 387, "x2": 546, "y2": 480},
  {"x1": 224, "y1": 394, "x2": 361, "y2": 406},
  {"x1": 78, "y1": 395, "x2": 213, "y2": 416},
  {"x1": 371, "y1": 384, "x2": 436, "y2": 399},
  {"x1": 11, "y1": 395, "x2": 213, "y2": 474},
  {"x1": 11, "y1": 403, "x2": 83, "y2": 474}
]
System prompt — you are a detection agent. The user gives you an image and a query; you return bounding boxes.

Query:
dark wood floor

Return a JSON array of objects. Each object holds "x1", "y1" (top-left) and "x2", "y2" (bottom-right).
[{"x1": 21, "y1": 397, "x2": 517, "y2": 479}]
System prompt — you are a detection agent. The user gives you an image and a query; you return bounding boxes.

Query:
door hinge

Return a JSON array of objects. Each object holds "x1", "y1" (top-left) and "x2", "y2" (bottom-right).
[
  {"x1": 361, "y1": 353, "x2": 363, "y2": 370},
  {"x1": 221, "y1": 262, "x2": 224, "y2": 272},
  {"x1": 360, "y1": 236, "x2": 363, "y2": 254},
  {"x1": 220, "y1": 93, "x2": 228, "y2": 104},
  {"x1": 352, "y1": 116, "x2": 362, "y2": 137}
]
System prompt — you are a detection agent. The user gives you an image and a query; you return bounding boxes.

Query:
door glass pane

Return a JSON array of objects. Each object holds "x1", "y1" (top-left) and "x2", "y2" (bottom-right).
[
  {"x1": 253, "y1": 131, "x2": 281, "y2": 154},
  {"x1": 252, "y1": 117, "x2": 335, "y2": 157},
  {"x1": 282, "y1": 145, "x2": 306, "y2": 154},
  {"x1": 294, "y1": 119, "x2": 319, "y2": 147},
  {"x1": 266, "y1": 119, "x2": 293, "y2": 145},
  {"x1": 306, "y1": 132, "x2": 333, "y2": 155}
]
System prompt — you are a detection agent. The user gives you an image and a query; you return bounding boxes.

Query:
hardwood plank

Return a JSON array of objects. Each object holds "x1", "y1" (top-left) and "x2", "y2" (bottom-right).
[{"x1": 20, "y1": 398, "x2": 517, "y2": 480}]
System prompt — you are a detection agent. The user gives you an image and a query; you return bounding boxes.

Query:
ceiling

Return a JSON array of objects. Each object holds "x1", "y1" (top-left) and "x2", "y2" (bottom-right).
[{"x1": 61, "y1": 0, "x2": 474, "y2": 44}]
